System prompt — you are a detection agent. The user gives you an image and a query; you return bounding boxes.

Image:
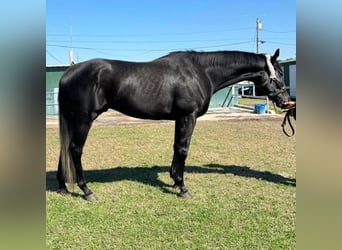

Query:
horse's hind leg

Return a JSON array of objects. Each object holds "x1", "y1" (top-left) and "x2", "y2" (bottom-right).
[
  {"x1": 69, "y1": 116, "x2": 97, "y2": 201},
  {"x1": 170, "y1": 113, "x2": 196, "y2": 199},
  {"x1": 57, "y1": 157, "x2": 69, "y2": 194}
]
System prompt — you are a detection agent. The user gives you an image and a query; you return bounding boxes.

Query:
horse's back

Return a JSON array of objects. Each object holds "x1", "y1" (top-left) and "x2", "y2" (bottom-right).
[{"x1": 59, "y1": 59, "x2": 110, "y2": 85}]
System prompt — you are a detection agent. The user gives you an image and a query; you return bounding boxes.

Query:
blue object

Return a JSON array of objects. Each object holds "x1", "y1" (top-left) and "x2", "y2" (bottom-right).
[{"x1": 254, "y1": 104, "x2": 267, "y2": 114}]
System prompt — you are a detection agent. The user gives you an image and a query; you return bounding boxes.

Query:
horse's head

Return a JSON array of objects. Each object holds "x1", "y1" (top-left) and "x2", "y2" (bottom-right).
[{"x1": 255, "y1": 49, "x2": 295, "y2": 109}]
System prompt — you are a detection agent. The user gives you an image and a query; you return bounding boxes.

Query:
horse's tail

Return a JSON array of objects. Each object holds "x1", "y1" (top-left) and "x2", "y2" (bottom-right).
[{"x1": 59, "y1": 106, "x2": 76, "y2": 187}]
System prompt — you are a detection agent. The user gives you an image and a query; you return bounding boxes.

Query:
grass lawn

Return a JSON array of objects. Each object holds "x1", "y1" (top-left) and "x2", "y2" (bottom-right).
[
  {"x1": 46, "y1": 119, "x2": 296, "y2": 249},
  {"x1": 238, "y1": 97, "x2": 283, "y2": 114}
]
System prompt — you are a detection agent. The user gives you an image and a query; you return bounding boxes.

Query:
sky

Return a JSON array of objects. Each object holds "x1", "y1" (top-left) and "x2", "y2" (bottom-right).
[{"x1": 46, "y1": 0, "x2": 296, "y2": 65}]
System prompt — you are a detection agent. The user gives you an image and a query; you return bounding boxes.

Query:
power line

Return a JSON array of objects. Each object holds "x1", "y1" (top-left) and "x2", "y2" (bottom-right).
[
  {"x1": 47, "y1": 40, "x2": 254, "y2": 52},
  {"x1": 46, "y1": 49, "x2": 64, "y2": 64},
  {"x1": 266, "y1": 41, "x2": 296, "y2": 46},
  {"x1": 46, "y1": 27, "x2": 255, "y2": 38},
  {"x1": 46, "y1": 24, "x2": 295, "y2": 64},
  {"x1": 46, "y1": 38, "x2": 255, "y2": 44},
  {"x1": 263, "y1": 29, "x2": 296, "y2": 34}
]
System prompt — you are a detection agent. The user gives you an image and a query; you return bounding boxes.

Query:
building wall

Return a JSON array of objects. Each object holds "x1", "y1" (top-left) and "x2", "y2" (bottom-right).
[
  {"x1": 289, "y1": 64, "x2": 296, "y2": 99},
  {"x1": 46, "y1": 66, "x2": 69, "y2": 89},
  {"x1": 280, "y1": 59, "x2": 296, "y2": 99},
  {"x1": 46, "y1": 66, "x2": 68, "y2": 115}
]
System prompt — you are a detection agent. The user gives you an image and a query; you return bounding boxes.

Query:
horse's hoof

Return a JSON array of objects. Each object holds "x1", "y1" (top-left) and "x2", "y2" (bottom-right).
[
  {"x1": 83, "y1": 193, "x2": 97, "y2": 201},
  {"x1": 178, "y1": 191, "x2": 193, "y2": 199},
  {"x1": 57, "y1": 188, "x2": 70, "y2": 195}
]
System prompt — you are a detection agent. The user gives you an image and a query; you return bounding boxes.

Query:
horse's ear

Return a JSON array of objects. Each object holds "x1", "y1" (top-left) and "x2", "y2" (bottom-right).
[{"x1": 271, "y1": 49, "x2": 280, "y2": 63}]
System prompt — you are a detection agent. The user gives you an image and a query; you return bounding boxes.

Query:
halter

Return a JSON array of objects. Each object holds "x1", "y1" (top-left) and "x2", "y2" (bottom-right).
[
  {"x1": 262, "y1": 54, "x2": 296, "y2": 137},
  {"x1": 255, "y1": 74, "x2": 288, "y2": 98},
  {"x1": 268, "y1": 77, "x2": 296, "y2": 137},
  {"x1": 268, "y1": 78, "x2": 289, "y2": 97}
]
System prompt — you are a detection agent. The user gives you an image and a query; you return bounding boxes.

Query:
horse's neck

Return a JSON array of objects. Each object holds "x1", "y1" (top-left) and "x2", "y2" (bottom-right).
[
  {"x1": 195, "y1": 52, "x2": 265, "y2": 92},
  {"x1": 205, "y1": 64, "x2": 263, "y2": 92}
]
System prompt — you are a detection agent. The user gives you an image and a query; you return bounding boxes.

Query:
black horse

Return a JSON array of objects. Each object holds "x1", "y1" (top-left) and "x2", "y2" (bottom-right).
[{"x1": 57, "y1": 49, "x2": 294, "y2": 200}]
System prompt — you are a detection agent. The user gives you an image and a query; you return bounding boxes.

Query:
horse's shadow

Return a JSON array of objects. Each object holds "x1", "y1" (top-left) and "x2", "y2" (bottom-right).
[{"x1": 46, "y1": 164, "x2": 296, "y2": 194}]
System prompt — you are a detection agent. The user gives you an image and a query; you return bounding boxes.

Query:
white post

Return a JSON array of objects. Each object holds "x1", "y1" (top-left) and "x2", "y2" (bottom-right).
[
  {"x1": 256, "y1": 17, "x2": 262, "y2": 54},
  {"x1": 69, "y1": 50, "x2": 74, "y2": 65}
]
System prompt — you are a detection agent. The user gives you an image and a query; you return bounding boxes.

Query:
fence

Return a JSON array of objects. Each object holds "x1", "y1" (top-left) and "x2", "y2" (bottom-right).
[
  {"x1": 46, "y1": 88, "x2": 59, "y2": 115},
  {"x1": 236, "y1": 82, "x2": 270, "y2": 113}
]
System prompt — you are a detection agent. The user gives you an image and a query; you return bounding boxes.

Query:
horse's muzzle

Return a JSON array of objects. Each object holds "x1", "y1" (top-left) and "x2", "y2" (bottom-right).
[{"x1": 281, "y1": 101, "x2": 296, "y2": 110}]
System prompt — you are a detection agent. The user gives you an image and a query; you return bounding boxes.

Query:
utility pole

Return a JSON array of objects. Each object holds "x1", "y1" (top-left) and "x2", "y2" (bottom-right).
[
  {"x1": 69, "y1": 18, "x2": 75, "y2": 65},
  {"x1": 256, "y1": 17, "x2": 263, "y2": 54}
]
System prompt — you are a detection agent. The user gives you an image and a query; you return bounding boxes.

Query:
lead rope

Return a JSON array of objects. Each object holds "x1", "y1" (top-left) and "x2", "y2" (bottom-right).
[
  {"x1": 272, "y1": 102, "x2": 296, "y2": 137},
  {"x1": 281, "y1": 106, "x2": 296, "y2": 137}
]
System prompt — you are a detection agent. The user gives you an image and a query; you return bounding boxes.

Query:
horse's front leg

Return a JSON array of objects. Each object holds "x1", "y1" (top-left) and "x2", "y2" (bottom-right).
[{"x1": 170, "y1": 113, "x2": 196, "y2": 199}]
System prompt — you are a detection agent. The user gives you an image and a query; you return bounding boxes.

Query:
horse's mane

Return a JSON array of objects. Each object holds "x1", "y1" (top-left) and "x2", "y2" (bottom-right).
[{"x1": 157, "y1": 50, "x2": 265, "y2": 68}]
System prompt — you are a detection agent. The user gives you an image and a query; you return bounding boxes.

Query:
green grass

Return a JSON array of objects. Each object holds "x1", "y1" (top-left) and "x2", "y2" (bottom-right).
[
  {"x1": 238, "y1": 97, "x2": 283, "y2": 114},
  {"x1": 46, "y1": 119, "x2": 296, "y2": 249}
]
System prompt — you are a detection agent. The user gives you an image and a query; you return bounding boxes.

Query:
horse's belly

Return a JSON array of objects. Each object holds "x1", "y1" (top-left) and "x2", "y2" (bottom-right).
[
  {"x1": 107, "y1": 84, "x2": 204, "y2": 120},
  {"x1": 110, "y1": 98, "x2": 174, "y2": 120}
]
